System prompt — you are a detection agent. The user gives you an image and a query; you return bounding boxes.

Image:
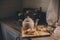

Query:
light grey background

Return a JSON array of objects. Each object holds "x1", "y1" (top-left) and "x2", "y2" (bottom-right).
[
  {"x1": 0, "y1": 0, "x2": 60, "y2": 25},
  {"x1": 0, "y1": 0, "x2": 50, "y2": 18}
]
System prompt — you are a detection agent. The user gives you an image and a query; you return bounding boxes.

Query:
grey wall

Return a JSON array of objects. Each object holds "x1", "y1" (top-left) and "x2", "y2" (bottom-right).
[
  {"x1": 0, "y1": 0, "x2": 50, "y2": 18},
  {"x1": 22, "y1": 0, "x2": 50, "y2": 12},
  {"x1": 0, "y1": 0, "x2": 59, "y2": 21},
  {"x1": 0, "y1": 0, "x2": 22, "y2": 19}
]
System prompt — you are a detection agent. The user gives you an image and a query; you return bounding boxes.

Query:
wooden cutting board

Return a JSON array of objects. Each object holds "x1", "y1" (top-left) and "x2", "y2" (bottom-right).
[{"x1": 21, "y1": 25, "x2": 51, "y2": 38}]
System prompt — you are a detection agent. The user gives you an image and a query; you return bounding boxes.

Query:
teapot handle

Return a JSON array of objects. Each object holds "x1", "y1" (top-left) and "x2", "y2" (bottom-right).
[{"x1": 35, "y1": 19, "x2": 39, "y2": 26}]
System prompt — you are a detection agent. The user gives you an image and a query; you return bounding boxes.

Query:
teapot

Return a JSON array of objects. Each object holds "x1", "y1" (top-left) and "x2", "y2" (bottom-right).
[{"x1": 22, "y1": 16, "x2": 39, "y2": 30}]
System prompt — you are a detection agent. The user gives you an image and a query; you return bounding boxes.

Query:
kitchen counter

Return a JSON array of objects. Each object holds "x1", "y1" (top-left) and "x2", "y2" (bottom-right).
[
  {"x1": 1, "y1": 18, "x2": 21, "y2": 32},
  {"x1": 1, "y1": 18, "x2": 51, "y2": 36},
  {"x1": 1, "y1": 18, "x2": 60, "y2": 40}
]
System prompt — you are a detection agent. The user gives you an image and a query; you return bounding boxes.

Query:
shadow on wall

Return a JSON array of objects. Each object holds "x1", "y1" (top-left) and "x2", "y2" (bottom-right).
[{"x1": 0, "y1": 0, "x2": 22, "y2": 19}]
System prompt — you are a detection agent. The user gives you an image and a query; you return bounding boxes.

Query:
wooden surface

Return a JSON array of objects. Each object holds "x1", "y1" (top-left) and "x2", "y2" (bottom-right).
[
  {"x1": 1, "y1": 18, "x2": 55, "y2": 38},
  {"x1": 21, "y1": 25, "x2": 51, "y2": 38}
]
